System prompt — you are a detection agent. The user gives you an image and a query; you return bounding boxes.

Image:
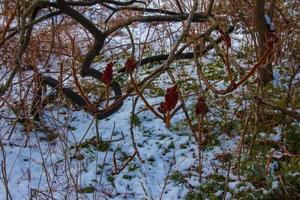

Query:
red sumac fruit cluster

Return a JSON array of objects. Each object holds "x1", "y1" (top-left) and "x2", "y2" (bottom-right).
[
  {"x1": 125, "y1": 57, "x2": 137, "y2": 74},
  {"x1": 158, "y1": 85, "x2": 179, "y2": 113},
  {"x1": 195, "y1": 97, "x2": 209, "y2": 116},
  {"x1": 102, "y1": 61, "x2": 114, "y2": 85}
]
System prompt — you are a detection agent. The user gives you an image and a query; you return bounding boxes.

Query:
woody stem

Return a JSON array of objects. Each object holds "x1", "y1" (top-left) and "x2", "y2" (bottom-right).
[
  {"x1": 129, "y1": 73, "x2": 164, "y2": 120},
  {"x1": 197, "y1": 115, "x2": 204, "y2": 178},
  {"x1": 166, "y1": 111, "x2": 171, "y2": 129},
  {"x1": 105, "y1": 85, "x2": 109, "y2": 109}
]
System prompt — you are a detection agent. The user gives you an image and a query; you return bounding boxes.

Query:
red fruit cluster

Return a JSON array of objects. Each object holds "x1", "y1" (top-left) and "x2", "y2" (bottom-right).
[
  {"x1": 102, "y1": 61, "x2": 113, "y2": 85},
  {"x1": 219, "y1": 28, "x2": 231, "y2": 48},
  {"x1": 158, "y1": 85, "x2": 179, "y2": 113},
  {"x1": 125, "y1": 57, "x2": 136, "y2": 74},
  {"x1": 195, "y1": 97, "x2": 209, "y2": 116},
  {"x1": 266, "y1": 31, "x2": 278, "y2": 49}
]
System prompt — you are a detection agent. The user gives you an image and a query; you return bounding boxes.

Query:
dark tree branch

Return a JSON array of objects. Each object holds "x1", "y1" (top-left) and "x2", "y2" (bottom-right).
[
  {"x1": 55, "y1": 0, "x2": 105, "y2": 39},
  {"x1": 106, "y1": 13, "x2": 208, "y2": 35},
  {"x1": 254, "y1": 96, "x2": 300, "y2": 122},
  {"x1": 100, "y1": 0, "x2": 146, "y2": 6},
  {"x1": 118, "y1": 26, "x2": 234, "y2": 73}
]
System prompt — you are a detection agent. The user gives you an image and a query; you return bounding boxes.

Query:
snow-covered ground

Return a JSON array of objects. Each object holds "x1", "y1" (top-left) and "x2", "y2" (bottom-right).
[
  {"x1": 1, "y1": 1, "x2": 299, "y2": 199},
  {"x1": 0, "y1": 93, "x2": 244, "y2": 199}
]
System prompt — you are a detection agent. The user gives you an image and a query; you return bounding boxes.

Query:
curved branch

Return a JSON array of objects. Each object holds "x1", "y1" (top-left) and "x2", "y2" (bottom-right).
[
  {"x1": 42, "y1": 75, "x2": 123, "y2": 119},
  {"x1": 254, "y1": 96, "x2": 300, "y2": 122},
  {"x1": 103, "y1": 0, "x2": 146, "y2": 6},
  {"x1": 55, "y1": 0, "x2": 105, "y2": 39}
]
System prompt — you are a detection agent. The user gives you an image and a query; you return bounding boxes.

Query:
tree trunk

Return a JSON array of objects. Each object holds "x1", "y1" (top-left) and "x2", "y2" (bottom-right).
[{"x1": 255, "y1": 0, "x2": 274, "y2": 86}]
